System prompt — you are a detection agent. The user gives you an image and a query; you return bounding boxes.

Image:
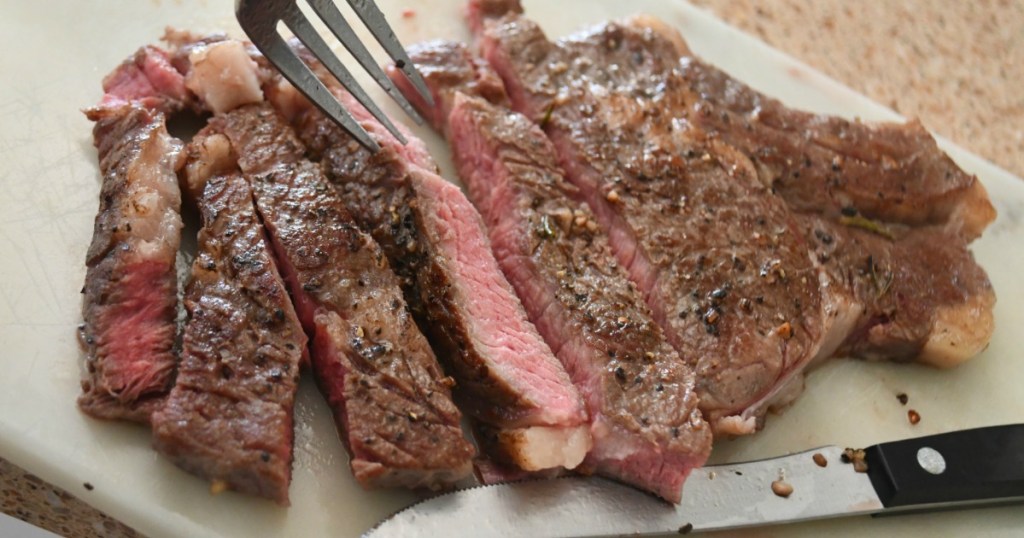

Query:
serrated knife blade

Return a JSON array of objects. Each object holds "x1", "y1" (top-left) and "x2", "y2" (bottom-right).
[{"x1": 365, "y1": 424, "x2": 1024, "y2": 537}]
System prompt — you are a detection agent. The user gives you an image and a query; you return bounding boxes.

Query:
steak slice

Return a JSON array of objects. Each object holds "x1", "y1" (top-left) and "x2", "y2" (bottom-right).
[
  {"x1": 293, "y1": 91, "x2": 592, "y2": 475},
  {"x1": 392, "y1": 39, "x2": 712, "y2": 501},
  {"x1": 151, "y1": 154, "x2": 305, "y2": 505},
  {"x1": 215, "y1": 103, "x2": 474, "y2": 489},
  {"x1": 473, "y1": 4, "x2": 832, "y2": 436},
  {"x1": 78, "y1": 104, "x2": 183, "y2": 422},
  {"x1": 265, "y1": 42, "x2": 592, "y2": 474}
]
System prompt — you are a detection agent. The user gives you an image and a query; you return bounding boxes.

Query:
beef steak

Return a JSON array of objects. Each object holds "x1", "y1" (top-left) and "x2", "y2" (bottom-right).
[
  {"x1": 78, "y1": 104, "x2": 183, "y2": 423},
  {"x1": 292, "y1": 85, "x2": 592, "y2": 475},
  {"x1": 472, "y1": 4, "x2": 833, "y2": 436},
  {"x1": 151, "y1": 162, "x2": 306, "y2": 505},
  {"x1": 215, "y1": 103, "x2": 475, "y2": 489}
]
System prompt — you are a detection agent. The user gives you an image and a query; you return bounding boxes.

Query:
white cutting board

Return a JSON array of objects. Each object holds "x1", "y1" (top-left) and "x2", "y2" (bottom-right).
[{"x1": 0, "y1": 1, "x2": 1021, "y2": 536}]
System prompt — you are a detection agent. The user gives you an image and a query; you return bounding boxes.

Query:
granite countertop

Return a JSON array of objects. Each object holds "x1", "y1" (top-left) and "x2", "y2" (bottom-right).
[{"x1": 2, "y1": 1, "x2": 1020, "y2": 537}]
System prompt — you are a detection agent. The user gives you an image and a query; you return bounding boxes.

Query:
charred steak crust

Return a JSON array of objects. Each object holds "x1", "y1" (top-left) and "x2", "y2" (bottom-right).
[
  {"x1": 78, "y1": 105, "x2": 183, "y2": 422},
  {"x1": 150, "y1": 172, "x2": 305, "y2": 505},
  {"x1": 216, "y1": 104, "x2": 474, "y2": 488},
  {"x1": 474, "y1": 9, "x2": 828, "y2": 435}
]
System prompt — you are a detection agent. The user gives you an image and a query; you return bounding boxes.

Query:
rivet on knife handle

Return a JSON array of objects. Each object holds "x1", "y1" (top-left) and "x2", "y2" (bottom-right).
[{"x1": 865, "y1": 423, "x2": 1024, "y2": 513}]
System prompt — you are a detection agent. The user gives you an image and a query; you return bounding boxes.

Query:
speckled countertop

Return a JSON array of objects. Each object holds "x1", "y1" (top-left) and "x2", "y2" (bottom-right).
[
  {"x1": 690, "y1": 0, "x2": 1024, "y2": 178},
  {"x1": 2, "y1": 1, "x2": 1021, "y2": 537}
]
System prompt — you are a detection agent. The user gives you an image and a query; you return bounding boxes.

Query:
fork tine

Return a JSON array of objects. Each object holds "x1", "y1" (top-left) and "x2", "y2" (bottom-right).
[
  {"x1": 251, "y1": 30, "x2": 380, "y2": 152},
  {"x1": 306, "y1": 0, "x2": 426, "y2": 125},
  {"x1": 280, "y1": 2, "x2": 407, "y2": 145},
  {"x1": 344, "y1": 0, "x2": 435, "y2": 107}
]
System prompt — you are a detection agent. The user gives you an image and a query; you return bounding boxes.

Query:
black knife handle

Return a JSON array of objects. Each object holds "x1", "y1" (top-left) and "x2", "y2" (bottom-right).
[{"x1": 865, "y1": 423, "x2": 1024, "y2": 511}]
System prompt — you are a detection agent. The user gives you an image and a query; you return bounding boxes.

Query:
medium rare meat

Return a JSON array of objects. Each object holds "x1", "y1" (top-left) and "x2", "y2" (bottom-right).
[
  {"x1": 522, "y1": 12, "x2": 996, "y2": 369},
  {"x1": 273, "y1": 42, "x2": 592, "y2": 473},
  {"x1": 151, "y1": 159, "x2": 306, "y2": 504},
  {"x1": 214, "y1": 103, "x2": 474, "y2": 489},
  {"x1": 292, "y1": 87, "x2": 592, "y2": 475},
  {"x1": 96, "y1": 45, "x2": 191, "y2": 113},
  {"x1": 470, "y1": 0, "x2": 995, "y2": 429},
  {"x1": 391, "y1": 39, "x2": 713, "y2": 501},
  {"x1": 78, "y1": 104, "x2": 183, "y2": 422},
  {"x1": 472, "y1": 3, "x2": 832, "y2": 436}
]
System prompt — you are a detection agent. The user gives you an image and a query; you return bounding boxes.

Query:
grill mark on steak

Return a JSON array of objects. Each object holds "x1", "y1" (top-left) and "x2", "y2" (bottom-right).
[
  {"x1": 391, "y1": 39, "x2": 712, "y2": 502},
  {"x1": 151, "y1": 163, "x2": 306, "y2": 505},
  {"x1": 78, "y1": 105, "x2": 183, "y2": 423},
  {"x1": 292, "y1": 85, "x2": 592, "y2": 474},
  {"x1": 473, "y1": 5, "x2": 830, "y2": 436},
  {"x1": 215, "y1": 103, "x2": 474, "y2": 489}
]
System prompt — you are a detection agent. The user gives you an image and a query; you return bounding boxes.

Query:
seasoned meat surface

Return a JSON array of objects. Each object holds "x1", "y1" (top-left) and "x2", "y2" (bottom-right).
[
  {"x1": 78, "y1": 105, "x2": 183, "y2": 422},
  {"x1": 473, "y1": 7, "x2": 830, "y2": 435},
  {"x1": 469, "y1": 0, "x2": 995, "y2": 431},
  {"x1": 390, "y1": 39, "x2": 712, "y2": 501},
  {"x1": 295, "y1": 88, "x2": 591, "y2": 475},
  {"x1": 677, "y1": 57, "x2": 996, "y2": 240},
  {"x1": 216, "y1": 104, "x2": 475, "y2": 489},
  {"x1": 152, "y1": 170, "x2": 306, "y2": 505}
]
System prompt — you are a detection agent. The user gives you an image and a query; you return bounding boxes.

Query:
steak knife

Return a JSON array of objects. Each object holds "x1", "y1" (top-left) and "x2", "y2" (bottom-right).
[{"x1": 366, "y1": 424, "x2": 1024, "y2": 537}]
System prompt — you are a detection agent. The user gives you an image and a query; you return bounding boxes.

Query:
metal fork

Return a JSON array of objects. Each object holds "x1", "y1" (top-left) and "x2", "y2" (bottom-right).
[{"x1": 236, "y1": 0, "x2": 434, "y2": 152}]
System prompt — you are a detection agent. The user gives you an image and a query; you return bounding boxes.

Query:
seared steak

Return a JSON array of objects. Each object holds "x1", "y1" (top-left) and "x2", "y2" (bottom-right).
[
  {"x1": 799, "y1": 217, "x2": 994, "y2": 365},
  {"x1": 265, "y1": 42, "x2": 593, "y2": 474},
  {"x1": 215, "y1": 103, "x2": 474, "y2": 489},
  {"x1": 78, "y1": 104, "x2": 183, "y2": 422},
  {"x1": 520, "y1": 12, "x2": 996, "y2": 369},
  {"x1": 677, "y1": 57, "x2": 996, "y2": 241},
  {"x1": 392, "y1": 40, "x2": 712, "y2": 501},
  {"x1": 470, "y1": 0, "x2": 995, "y2": 430},
  {"x1": 151, "y1": 159, "x2": 305, "y2": 504},
  {"x1": 293, "y1": 89, "x2": 592, "y2": 475},
  {"x1": 671, "y1": 57, "x2": 996, "y2": 366},
  {"x1": 95, "y1": 45, "x2": 191, "y2": 113},
  {"x1": 472, "y1": 4, "x2": 831, "y2": 436}
]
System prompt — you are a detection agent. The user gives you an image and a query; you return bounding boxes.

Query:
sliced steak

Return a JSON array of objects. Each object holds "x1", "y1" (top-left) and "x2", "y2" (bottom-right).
[
  {"x1": 473, "y1": 4, "x2": 831, "y2": 436},
  {"x1": 293, "y1": 88, "x2": 592, "y2": 474},
  {"x1": 151, "y1": 158, "x2": 305, "y2": 504},
  {"x1": 78, "y1": 104, "x2": 183, "y2": 422},
  {"x1": 215, "y1": 103, "x2": 474, "y2": 489},
  {"x1": 393, "y1": 39, "x2": 711, "y2": 501},
  {"x1": 390, "y1": 40, "x2": 511, "y2": 132}
]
